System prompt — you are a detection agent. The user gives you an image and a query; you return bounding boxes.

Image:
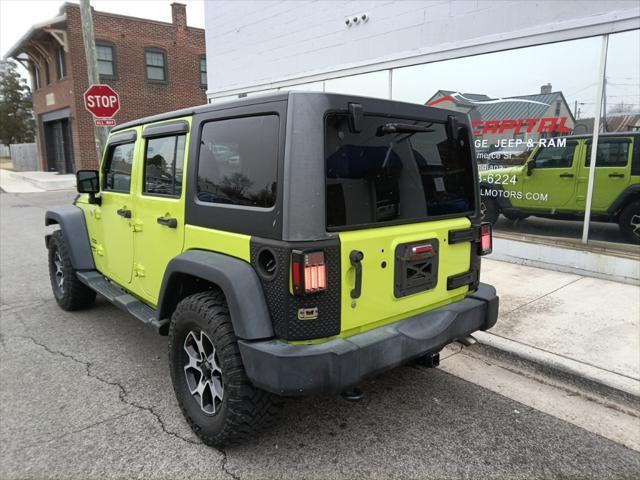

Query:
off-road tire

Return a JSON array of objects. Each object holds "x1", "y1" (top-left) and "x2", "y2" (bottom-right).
[
  {"x1": 168, "y1": 291, "x2": 281, "y2": 447},
  {"x1": 480, "y1": 196, "x2": 500, "y2": 225},
  {"x1": 47, "y1": 230, "x2": 96, "y2": 311},
  {"x1": 618, "y1": 200, "x2": 640, "y2": 244}
]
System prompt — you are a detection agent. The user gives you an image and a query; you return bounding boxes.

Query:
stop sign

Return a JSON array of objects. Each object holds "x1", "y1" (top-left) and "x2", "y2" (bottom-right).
[{"x1": 83, "y1": 84, "x2": 120, "y2": 118}]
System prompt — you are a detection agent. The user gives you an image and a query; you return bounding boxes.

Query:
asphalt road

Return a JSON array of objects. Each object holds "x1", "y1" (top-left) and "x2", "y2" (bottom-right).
[{"x1": 1, "y1": 190, "x2": 639, "y2": 480}]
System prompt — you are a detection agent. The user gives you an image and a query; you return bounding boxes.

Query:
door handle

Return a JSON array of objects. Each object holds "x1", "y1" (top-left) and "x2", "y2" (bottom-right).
[
  {"x1": 116, "y1": 208, "x2": 132, "y2": 219},
  {"x1": 559, "y1": 173, "x2": 574, "y2": 178},
  {"x1": 608, "y1": 173, "x2": 625, "y2": 178},
  {"x1": 157, "y1": 216, "x2": 178, "y2": 228},
  {"x1": 349, "y1": 250, "x2": 364, "y2": 299}
]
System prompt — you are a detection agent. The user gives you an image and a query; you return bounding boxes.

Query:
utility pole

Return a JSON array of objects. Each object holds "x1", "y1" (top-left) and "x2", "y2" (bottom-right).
[
  {"x1": 574, "y1": 100, "x2": 578, "y2": 119},
  {"x1": 79, "y1": 0, "x2": 107, "y2": 163}
]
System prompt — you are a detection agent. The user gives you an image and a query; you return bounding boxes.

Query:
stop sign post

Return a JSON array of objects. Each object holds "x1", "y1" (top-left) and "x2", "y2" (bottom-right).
[{"x1": 84, "y1": 84, "x2": 120, "y2": 126}]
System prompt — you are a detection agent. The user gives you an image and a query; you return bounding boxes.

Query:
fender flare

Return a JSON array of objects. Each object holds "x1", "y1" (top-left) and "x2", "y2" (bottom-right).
[
  {"x1": 608, "y1": 184, "x2": 640, "y2": 216},
  {"x1": 45, "y1": 206, "x2": 96, "y2": 271},
  {"x1": 157, "y1": 250, "x2": 274, "y2": 341}
]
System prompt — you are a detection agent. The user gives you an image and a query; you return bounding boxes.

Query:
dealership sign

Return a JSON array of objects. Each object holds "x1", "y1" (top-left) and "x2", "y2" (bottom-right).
[
  {"x1": 471, "y1": 117, "x2": 572, "y2": 136},
  {"x1": 83, "y1": 84, "x2": 120, "y2": 126}
]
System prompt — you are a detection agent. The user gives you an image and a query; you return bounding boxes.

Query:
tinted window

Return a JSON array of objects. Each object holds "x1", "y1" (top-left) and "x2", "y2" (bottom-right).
[
  {"x1": 534, "y1": 143, "x2": 576, "y2": 168},
  {"x1": 144, "y1": 135, "x2": 186, "y2": 196},
  {"x1": 197, "y1": 115, "x2": 279, "y2": 208},
  {"x1": 585, "y1": 140, "x2": 630, "y2": 167},
  {"x1": 104, "y1": 142, "x2": 135, "y2": 192},
  {"x1": 325, "y1": 114, "x2": 475, "y2": 229}
]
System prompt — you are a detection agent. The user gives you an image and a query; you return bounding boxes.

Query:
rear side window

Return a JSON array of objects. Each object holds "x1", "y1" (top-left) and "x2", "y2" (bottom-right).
[
  {"x1": 325, "y1": 113, "x2": 475, "y2": 229},
  {"x1": 585, "y1": 139, "x2": 630, "y2": 167},
  {"x1": 103, "y1": 142, "x2": 135, "y2": 192},
  {"x1": 197, "y1": 115, "x2": 278, "y2": 208},
  {"x1": 143, "y1": 135, "x2": 186, "y2": 196},
  {"x1": 534, "y1": 143, "x2": 576, "y2": 168}
]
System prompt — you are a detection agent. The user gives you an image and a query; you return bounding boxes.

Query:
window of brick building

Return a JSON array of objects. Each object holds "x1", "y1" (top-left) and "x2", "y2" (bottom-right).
[
  {"x1": 45, "y1": 60, "x2": 51, "y2": 85},
  {"x1": 200, "y1": 56, "x2": 207, "y2": 87},
  {"x1": 96, "y1": 43, "x2": 115, "y2": 77},
  {"x1": 33, "y1": 64, "x2": 41, "y2": 90},
  {"x1": 145, "y1": 49, "x2": 167, "y2": 82},
  {"x1": 56, "y1": 47, "x2": 67, "y2": 79}
]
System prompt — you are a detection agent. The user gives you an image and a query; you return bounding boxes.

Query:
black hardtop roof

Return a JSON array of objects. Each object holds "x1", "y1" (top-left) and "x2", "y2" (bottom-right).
[{"x1": 110, "y1": 91, "x2": 466, "y2": 133}]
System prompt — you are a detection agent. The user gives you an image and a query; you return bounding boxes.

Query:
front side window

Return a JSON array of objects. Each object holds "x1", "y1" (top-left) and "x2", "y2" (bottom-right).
[
  {"x1": 96, "y1": 44, "x2": 115, "y2": 77},
  {"x1": 200, "y1": 57, "x2": 207, "y2": 87},
  {"x1": 585, "y1": 140, "x2": 630, "y2": 167},
  {"x1": 144, "y1": 135, "x2": 186, "y2": 196},
  {"x1": 533, "y1": 143, "x2": 576, "y2": 169},
  {"x1": 325, "y1": 113, "x2": 475, "y2": 229},
  {"x1": 145, "y1": 50, "x2": 166, "y2": 81},
  {"x1": 103, "y1": 142, "x2": 135, "y2": 192},
  {"x1": 197, "y1": 115, "x2": 279, "y2": 208}
]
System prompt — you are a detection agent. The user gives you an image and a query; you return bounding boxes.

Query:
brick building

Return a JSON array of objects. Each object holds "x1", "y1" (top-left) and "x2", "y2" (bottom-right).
[{"x1": 4, "y1": 2, "x2": 206, "y2": 172}]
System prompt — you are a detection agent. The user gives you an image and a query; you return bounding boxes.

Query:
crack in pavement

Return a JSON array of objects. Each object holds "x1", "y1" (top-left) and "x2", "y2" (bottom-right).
[
  {"x1": 8, "y1": 334, "x2": 243, "y2": 480},
  {"x1": 12, "y1": 334, "x2": 201, "y2": 445}
]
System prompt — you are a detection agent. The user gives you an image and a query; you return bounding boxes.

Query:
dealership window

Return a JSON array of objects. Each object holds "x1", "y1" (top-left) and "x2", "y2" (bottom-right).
[
  {"x1": 145, "y1": 49, "x2": 167, "y2": 82},
  {"x1": 197, "y1": 115, "x2": 279, "y2": 208},
  {"x1": 200, "y1": 56, "x2": 207, "y2": 87},
  {"x1": 144, "y1": 135, "x2": 186, "y2": 196},
  {"x1": 96, "y1": 44, "x2": 115, "y2": 77},
  {"x1": 588, "y1": 30, "x2": 640, "y2": 245},
  {"x1": 56, "y1": 47, "x2": 66, "y2": 79},
  {"x1": 103, "y1": 142, "x2": 135, "y2": 193}
]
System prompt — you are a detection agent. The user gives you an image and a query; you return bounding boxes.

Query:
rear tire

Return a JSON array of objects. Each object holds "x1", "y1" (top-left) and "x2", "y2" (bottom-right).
[
  {"x1": 618, "y1": 200, "x2": 640, "y2": 244},
  {"x1": 47, "y1": 230, "x2": 96, "y2": 311},
  {"x1": 168, "y1": 291, "x2": 281, "y2": 447},
  {"x1": 480, "y1": 197, "x2": 500, "y2": 225}
]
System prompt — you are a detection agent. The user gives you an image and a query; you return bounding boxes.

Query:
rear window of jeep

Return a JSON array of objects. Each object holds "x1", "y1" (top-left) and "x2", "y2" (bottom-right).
[
  {"x1": 325, "y1": 113, "x2": 475, "y2": 229},
  {"x1": 197, "y1": 115, "x2": 278, "y2": 208}
]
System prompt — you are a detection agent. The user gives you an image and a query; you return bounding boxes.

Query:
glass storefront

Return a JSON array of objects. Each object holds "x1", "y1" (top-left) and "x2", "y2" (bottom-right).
[{"x1": 212, "y1": 30, "x2": 640, "y2": 247}]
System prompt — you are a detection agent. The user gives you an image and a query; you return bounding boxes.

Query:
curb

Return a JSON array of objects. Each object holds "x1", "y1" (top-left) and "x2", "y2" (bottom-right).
[{"x1": 470, "y1": 331, "x2": 640, "y2": 409}]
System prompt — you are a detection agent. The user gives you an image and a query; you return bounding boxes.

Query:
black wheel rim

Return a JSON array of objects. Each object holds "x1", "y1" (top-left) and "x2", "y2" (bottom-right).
[
  {"x1": 53, "y1": 250, "x2": 64, "y2": 294},
  {"x1": 183, "y1": 330, "x2": 224, "y2": 415}
]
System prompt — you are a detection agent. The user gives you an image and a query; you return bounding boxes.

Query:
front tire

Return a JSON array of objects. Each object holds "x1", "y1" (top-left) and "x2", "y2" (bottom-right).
[
  {"x1": 480, "y1": 196, "x2": 500, "y2": 224},
  {"x1": 168, "y1": 291, "x2": 280, "y2": 447},
  {"x1": 47, "y1": 230, "x2": 96, "y2": 311},
  {"x1": 618, "y1": 200, "x2": 640, "y2": 244}
]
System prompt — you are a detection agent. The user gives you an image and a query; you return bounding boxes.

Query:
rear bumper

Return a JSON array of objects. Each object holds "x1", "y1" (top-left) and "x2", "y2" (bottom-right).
[{"x1": 239, "y1": 283, "x2": 499, "y2": 396}]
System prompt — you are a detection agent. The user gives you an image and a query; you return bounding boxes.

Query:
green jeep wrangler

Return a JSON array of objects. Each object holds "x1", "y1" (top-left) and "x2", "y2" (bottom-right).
[
  {"x1": 479, "y1": 132, "x2": 640, "y2": 243},
  {"x1": 45, "y1": 92, "x2": 498, "y2": 446}
]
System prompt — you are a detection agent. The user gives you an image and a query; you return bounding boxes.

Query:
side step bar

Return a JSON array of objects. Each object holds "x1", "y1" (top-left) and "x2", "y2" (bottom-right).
[{"x1": 76, "y1": 271, "x2": 168, "y2": 334}]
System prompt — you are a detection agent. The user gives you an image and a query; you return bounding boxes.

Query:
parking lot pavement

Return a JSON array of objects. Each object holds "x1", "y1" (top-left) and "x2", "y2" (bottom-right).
[{"x1": 1, "y1": 190, "x2": 639, "y2": 480}]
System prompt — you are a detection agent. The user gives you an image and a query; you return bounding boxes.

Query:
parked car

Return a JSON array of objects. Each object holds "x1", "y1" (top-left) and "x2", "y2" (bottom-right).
[
  {"x1": 479, "y1": 132, "x2": 640, "y2": 243},
  {"x1": 45, "y1": 92, "x2": 498, "y2": 447}
]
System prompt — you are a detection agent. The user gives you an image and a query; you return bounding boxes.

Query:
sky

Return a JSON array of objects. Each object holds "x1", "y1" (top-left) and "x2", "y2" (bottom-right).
[{"x1": 0, "y1": 0, "x2": 204, "y2": 78}]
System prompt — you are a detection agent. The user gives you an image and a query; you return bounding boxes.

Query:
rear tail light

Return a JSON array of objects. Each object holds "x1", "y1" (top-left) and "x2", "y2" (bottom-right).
[
  {"x1": 292, "y1": 250, "x2": 327, "y2": 295},
  {"x1": 479, "y1": 222, "x2": 492, "y2": 255}
]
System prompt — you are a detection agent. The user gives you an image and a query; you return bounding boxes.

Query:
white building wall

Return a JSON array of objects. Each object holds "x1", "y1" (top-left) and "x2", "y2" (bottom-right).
[{"x1": 204, "y1": 0, "x2": 640, "y2": 97}]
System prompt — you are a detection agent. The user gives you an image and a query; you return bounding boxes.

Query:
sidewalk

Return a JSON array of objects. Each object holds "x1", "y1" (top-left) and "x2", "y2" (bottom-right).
[
  {"x1": 477, "y1": 258, "x2": 640, "y2": 399},
  {"x1": 0, "y1": 169, "x2": 75, "y2": 192}
]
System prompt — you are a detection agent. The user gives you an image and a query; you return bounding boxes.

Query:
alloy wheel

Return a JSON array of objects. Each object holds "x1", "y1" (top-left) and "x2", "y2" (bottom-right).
[
  {"x1": 183, "y1": 330, "x2": 224, "y2": 415},
  {"x1": 54, "y1": 251, "x2": 64, "y2": 294},
  {"x1": 630, "y1": 214, "x2": 640, "y2": 240}
]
